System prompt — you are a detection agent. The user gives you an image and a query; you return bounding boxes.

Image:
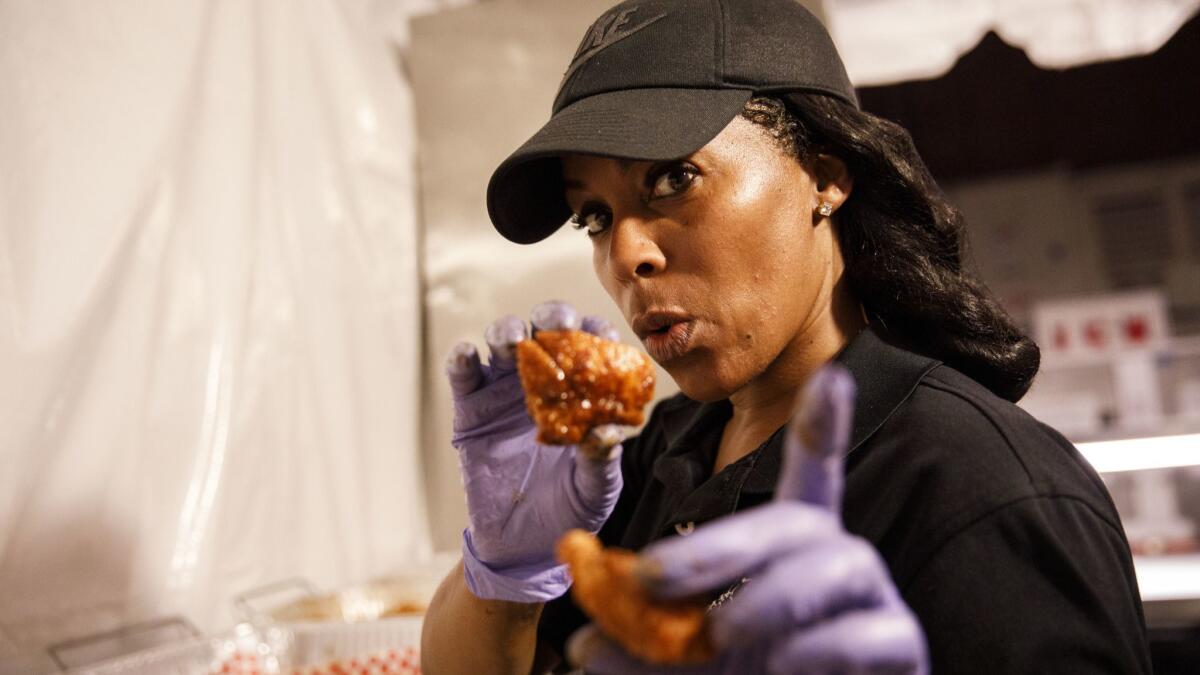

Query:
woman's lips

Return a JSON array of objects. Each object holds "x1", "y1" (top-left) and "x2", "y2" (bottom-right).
[{"x1": 641, "y1": 320, "x2": 696, "y2": 363}]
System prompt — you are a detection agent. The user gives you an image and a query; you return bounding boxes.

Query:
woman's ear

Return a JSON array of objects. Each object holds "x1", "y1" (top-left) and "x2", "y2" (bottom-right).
[{"x1": 812, "y1": 153, "x2": 853, "y2": 216}]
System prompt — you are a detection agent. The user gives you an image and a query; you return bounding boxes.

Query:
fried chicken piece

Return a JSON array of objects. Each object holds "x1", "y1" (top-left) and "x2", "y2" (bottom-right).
[
  {"x1": 556, "y1": 529, "x2": 714, "y2": 665},
  {"x1": 516, "y1": 329, "x2": 655, "y2": 445}
]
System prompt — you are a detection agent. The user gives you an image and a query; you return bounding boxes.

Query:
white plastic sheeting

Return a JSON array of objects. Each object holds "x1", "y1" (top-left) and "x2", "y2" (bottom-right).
[
  {"x1": 0, "y1": 0, "x2": 431, "y2": 662},
  {"x1": 826, "y1": 0, "x2": 1200, "y2": 85}
]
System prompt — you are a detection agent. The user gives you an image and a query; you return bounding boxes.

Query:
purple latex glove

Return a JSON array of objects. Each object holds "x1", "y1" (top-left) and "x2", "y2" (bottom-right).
[
  {"x1": 447, "y1": 300, "x2": 626, "y2": 603},
  {"x1": 567, "y1": 366, "x2": 929, "y2": 674}
]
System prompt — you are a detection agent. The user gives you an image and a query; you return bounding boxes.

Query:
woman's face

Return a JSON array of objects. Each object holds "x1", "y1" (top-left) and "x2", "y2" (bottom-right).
[{"x1": 561, "y1": 115, "x2": 849, "y2": 402}]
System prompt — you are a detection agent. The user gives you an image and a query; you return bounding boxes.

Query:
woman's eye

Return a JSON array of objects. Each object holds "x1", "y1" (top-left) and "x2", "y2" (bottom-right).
[
  {"x1": 650, "y1": 165, "x2": 697, "y2": 198},
  {"x1": 569, "y1": 209, "x2": 611, "y2": 236}
]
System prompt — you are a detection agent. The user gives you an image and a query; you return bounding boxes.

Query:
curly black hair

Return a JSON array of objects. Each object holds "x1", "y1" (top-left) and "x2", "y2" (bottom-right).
[{"x1": 741, "y1": 94, "x2": 1040, "y2": 402}]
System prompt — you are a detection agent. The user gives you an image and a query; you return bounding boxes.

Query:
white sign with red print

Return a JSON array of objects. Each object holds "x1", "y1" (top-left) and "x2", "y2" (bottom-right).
[{"x1": 1031, "y1": 290, "x2": 1170, "y2": 367}]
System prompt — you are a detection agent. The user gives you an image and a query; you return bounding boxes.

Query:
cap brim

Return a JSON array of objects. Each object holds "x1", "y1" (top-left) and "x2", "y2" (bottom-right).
[{"x1": 487, "y1": 87, "x2": 753, "y2": 244}]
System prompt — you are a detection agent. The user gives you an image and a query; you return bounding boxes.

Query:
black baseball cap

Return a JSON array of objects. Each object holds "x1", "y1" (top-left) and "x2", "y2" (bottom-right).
[{"x1": 486, "y1": 0, "x2": 857, "y2": 244}]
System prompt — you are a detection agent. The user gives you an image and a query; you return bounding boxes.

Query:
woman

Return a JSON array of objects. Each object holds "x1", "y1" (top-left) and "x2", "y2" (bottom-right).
[{"x1": 421, "y1": 0, "x2": 1150, "y2": 672}]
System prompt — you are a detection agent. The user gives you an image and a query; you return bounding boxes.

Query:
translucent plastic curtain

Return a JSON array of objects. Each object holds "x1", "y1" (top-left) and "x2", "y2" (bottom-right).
[
  {"x1": 0, "y1": 0, "x2": 430, "y2": 659},
  {"x1": 826, "y1": 0, "x2": 1200, "y2": 85}
]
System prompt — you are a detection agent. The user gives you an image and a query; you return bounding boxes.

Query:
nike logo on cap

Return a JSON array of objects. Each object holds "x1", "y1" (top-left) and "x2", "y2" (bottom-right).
[{"x1": 560, "y1": 6, "x2": 667, "y2": 88}]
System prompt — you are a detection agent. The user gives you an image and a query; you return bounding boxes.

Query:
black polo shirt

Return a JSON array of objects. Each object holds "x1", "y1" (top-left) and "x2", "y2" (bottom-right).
[{"x1": 538, "y1": 326, "x2": 1152, "y2": 673}]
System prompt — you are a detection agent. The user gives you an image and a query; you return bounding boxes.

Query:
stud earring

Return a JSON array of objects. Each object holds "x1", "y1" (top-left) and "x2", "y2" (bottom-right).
[{"x1": 817, "y1": 202, "x2": 834, "y2": 217}]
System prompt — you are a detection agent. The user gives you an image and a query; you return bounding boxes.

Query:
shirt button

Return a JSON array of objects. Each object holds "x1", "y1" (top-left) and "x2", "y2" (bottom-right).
[{"x1": 674, "y1": 521, "x2": 695, "y2": 536}]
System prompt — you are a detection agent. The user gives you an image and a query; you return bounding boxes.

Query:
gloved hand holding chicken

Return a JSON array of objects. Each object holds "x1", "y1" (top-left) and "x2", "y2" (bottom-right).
[
  {"x1": 564, "y1": 366, "x2": 929, "y2": 674},
  {"x1": 446, "y1": 300, "x2": 653, "y2": 603}
]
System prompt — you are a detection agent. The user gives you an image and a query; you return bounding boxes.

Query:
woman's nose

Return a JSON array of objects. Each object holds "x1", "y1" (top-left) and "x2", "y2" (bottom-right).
[{"x1": 607, "y1": 216, "x2": 666, "y2": 281}]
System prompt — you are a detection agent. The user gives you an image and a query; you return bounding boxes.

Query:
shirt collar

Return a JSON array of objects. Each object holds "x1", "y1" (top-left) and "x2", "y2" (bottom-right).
[{"x1": 655, "y1": 325, "x2": 941, "y2": 496}]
